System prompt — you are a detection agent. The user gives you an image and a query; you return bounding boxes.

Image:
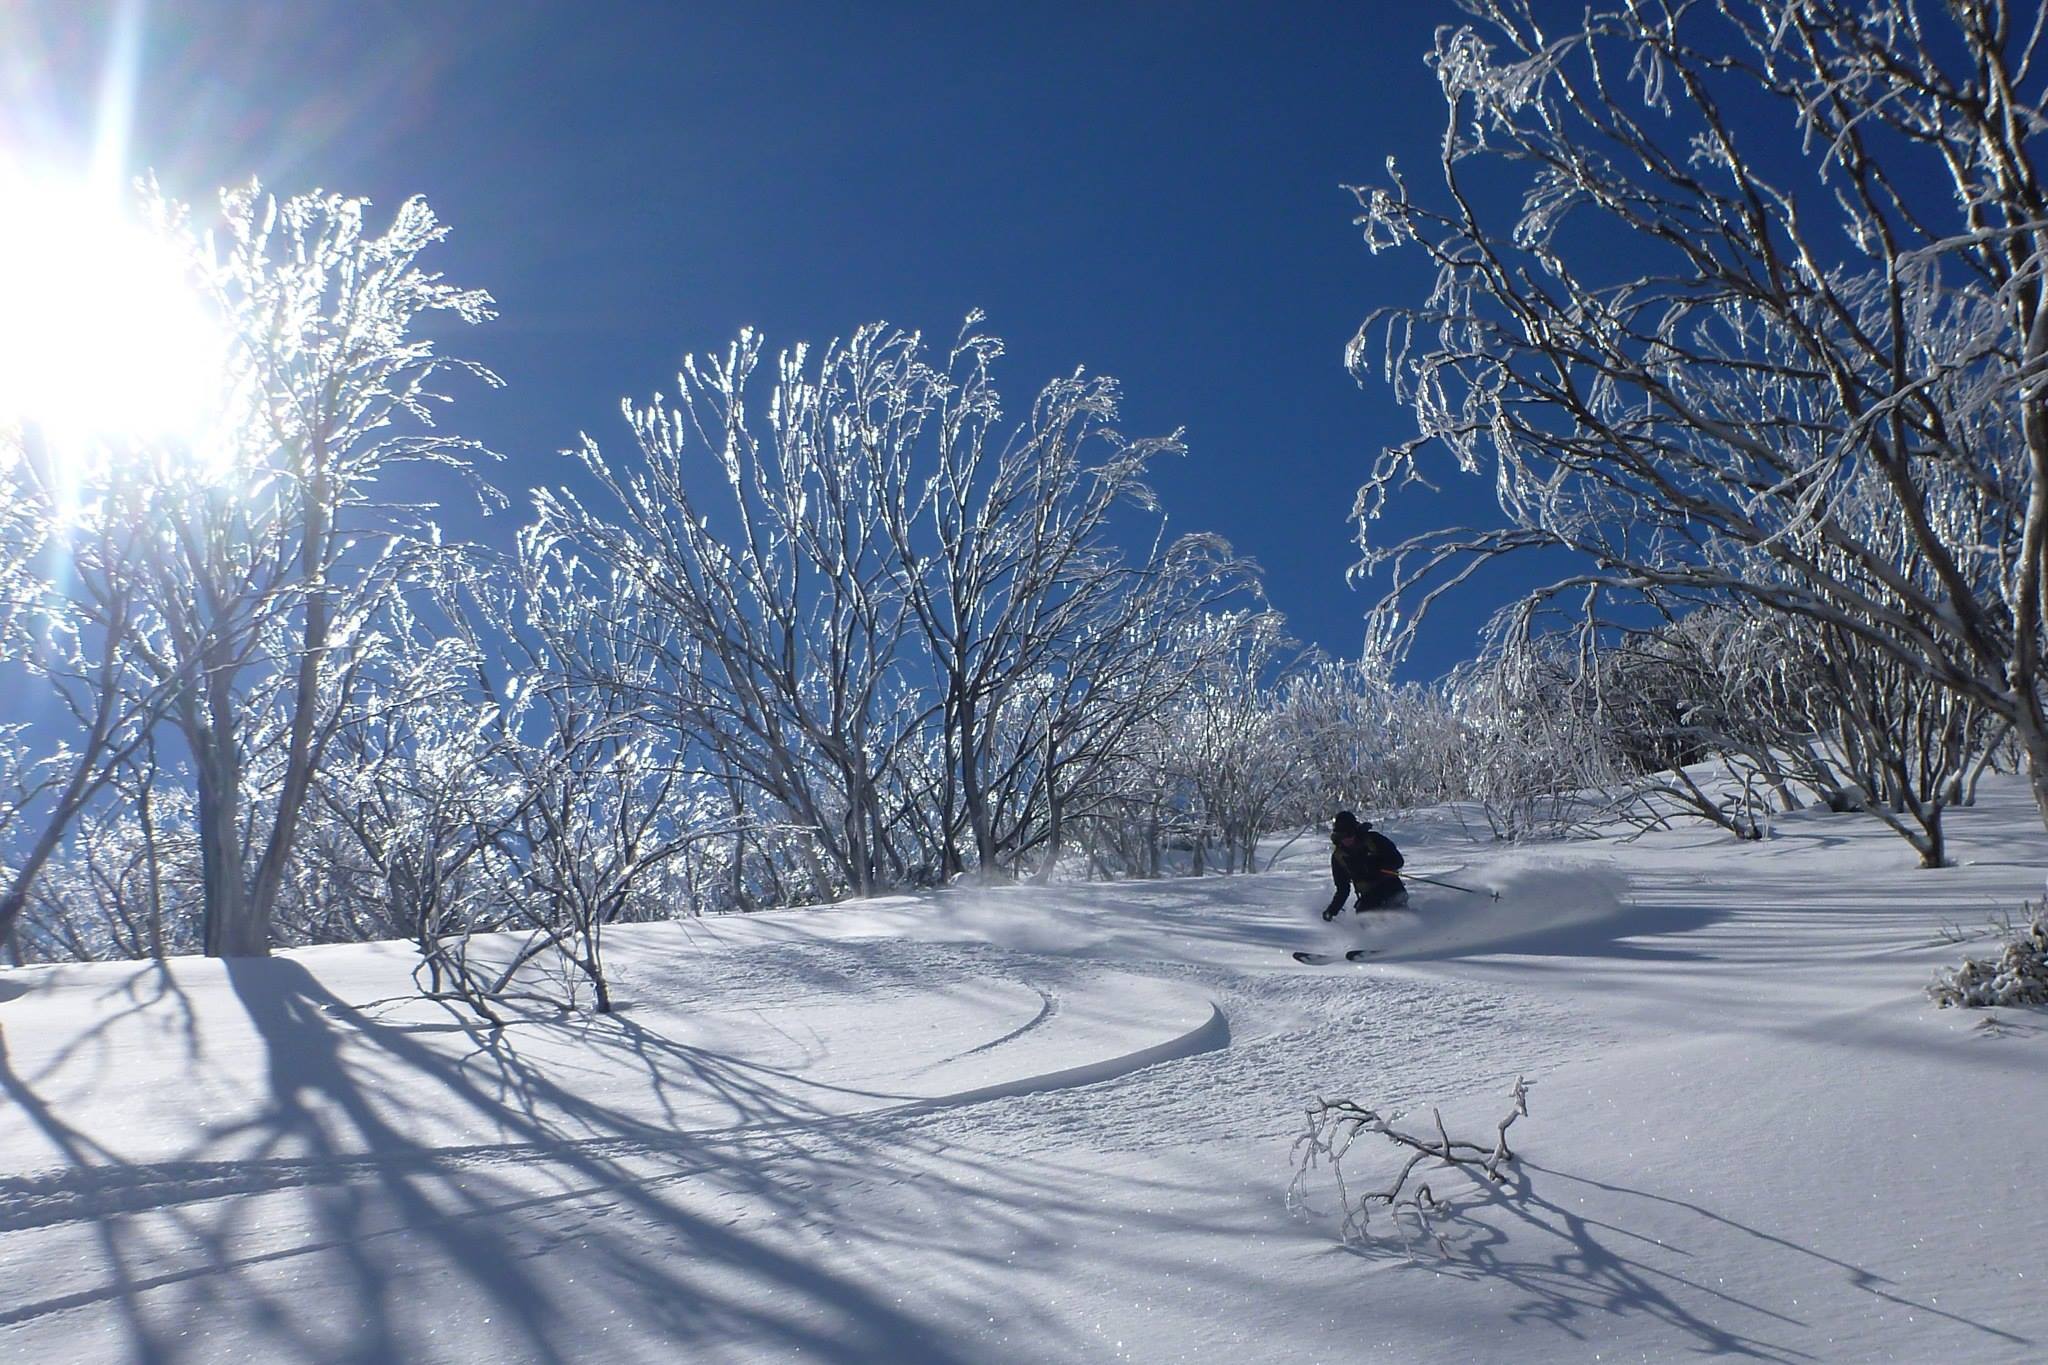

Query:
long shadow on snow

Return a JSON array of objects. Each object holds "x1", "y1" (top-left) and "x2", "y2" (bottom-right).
[
  {"x1": 1340, "y1": 1162, "x2": 1808, "y2": 1362},
  {"x1": 1347, "y1": 1159, "x2": 2030, "y2": 1361},
  {"x1": 0, "y1": 1028, "x2": 178, "y2": 1359},
  {"x1": 1521, "y1": 1163, "x2": 2033, "y2": 1349},
  {"x1": 0, "y1": 956, "x2": 1127, "y2": 1364}
]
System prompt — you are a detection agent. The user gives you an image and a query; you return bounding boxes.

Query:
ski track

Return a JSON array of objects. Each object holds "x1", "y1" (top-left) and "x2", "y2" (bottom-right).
[
  {"x1": 0, "y1": 933, "x2": 1588, "y2": 1232},
  {"x1": 608, "y1": 930, "x2": 1597, "y2": 1157},
  {"x1": 947, "y1": 987, "x2": 1058, "y2": 1060},
  {"x1": 892, "y1": 956, "x2": 1588, "y2": 1154}
]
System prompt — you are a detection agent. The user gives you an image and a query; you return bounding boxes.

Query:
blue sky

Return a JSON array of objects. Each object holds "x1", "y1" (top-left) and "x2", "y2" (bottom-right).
[{"x1": 8, "y1": 0, "x2": 1516, "y2": 676}]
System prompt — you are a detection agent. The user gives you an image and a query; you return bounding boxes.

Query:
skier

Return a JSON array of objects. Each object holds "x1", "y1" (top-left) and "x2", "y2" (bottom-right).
[{"x1": 1322, "y1": 810, "x2": 1406, "y2": 920}]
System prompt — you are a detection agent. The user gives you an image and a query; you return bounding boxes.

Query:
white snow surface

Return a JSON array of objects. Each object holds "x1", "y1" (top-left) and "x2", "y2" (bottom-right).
[{"x1": 3, "y1": 782, "x2": 2046, "y2": 1363}]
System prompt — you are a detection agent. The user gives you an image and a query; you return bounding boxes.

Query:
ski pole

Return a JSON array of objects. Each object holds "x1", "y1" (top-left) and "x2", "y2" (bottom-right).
[{"x1": 1405, "y1": 873, "x2": 1501, "y2": 902}]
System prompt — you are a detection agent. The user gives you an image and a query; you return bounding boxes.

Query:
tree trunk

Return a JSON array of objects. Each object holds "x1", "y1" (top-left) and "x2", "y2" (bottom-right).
[
  {"x1": 1922, "y1": 807, "x2": 1945, "y2": 870},
  {"x1": 847, "y1": 799, "x2": 873, "y2": 898},
  {"x1": 192, "y1": 664, "x2": 265, "y2": 958},
  {"x1": 938, "y1": 711, "x2": 964, "y2": 879},
  {"x1": 2010, "y1": 260, "x2": 2048, "y2": 835},
  {"x1": 196, "y1": 744, "x2": 259, "y2": 955},
  {"x1": 2019, "y1": 715, "x2": 2048, "y2": 836},
  {"x1": 1032, "y1": 719, "x2": 1062, "y2": 885},
  {"x1": 956, "y1": 692, "x2": 998, "y2": 875},
  {"x1": 249, "y1": 449, "x2": 334, "y2": 939}
]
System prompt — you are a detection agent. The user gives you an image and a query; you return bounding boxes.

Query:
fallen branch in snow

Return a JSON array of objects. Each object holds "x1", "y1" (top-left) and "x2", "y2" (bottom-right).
[
  {"x1": 1928, "y1": 908, "x2": 2048, "y2": 1008},
  {"x1": 1287, "y1": 1076, "x2": 1530, "y2": 1257},
  {"x1": 1929, "y1": 917, "x2": 1986, "y2": 947}
]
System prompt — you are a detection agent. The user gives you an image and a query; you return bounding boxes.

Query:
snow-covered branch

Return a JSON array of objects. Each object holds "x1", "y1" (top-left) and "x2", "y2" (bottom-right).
[{"x1": 1289, "y1": 1076, "x2": 1532, "y2": 1257}]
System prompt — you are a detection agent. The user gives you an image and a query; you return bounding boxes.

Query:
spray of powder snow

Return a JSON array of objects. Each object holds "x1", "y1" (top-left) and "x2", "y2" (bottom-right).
[{"x1": 1311, "y1": 860, "x2": 1632, "y2": 961}]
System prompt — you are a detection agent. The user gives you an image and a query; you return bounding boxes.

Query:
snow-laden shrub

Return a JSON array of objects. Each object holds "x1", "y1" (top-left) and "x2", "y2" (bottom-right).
[{"x1": 1928, "y1": 912, "x2": 2048, "y2": 1008}]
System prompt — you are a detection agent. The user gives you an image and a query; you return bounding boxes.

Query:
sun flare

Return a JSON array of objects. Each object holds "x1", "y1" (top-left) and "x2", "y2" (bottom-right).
[{"x1": 0, "y1": 166, "x2": 231, "y2": 467}]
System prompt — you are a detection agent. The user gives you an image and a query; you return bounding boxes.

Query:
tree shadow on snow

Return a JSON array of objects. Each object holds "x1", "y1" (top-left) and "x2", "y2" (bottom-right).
[
  {"x1": 0, "y1": 956, "x2": 1145, "y2": 1363},
  {"x1": 1350, "y1": 1159, "x2": 2032, "y2": 1361}
]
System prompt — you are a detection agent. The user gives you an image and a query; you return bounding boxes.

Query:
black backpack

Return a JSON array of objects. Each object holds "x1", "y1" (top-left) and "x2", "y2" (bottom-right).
[{"x1": 1361, "y1": 830, "x2": 1404, "y2": 872}]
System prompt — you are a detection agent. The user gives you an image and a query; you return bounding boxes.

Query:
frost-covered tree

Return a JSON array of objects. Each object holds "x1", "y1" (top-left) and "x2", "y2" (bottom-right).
[
  {"x1": 1352, "y1": 0, "x2": 2048, "y2": 829},
  {"x1": 984, "y1": 537, "x2": 1254, "y2": 880},
  {"x1": 507, "y1": 546, "x2": 744, "y2": 1012},
  {"x1": 1444, "y1": 626, "x2": 1621, "y2": 841},
  {"x1": 531, "y1": 324, "x2": 928, "y2": 898},
  {"x1": 1593, "y1": 609, "x2": 1824, "y2": 836},
  {"x1": 873, "y1": 319, "x2": 1251, "y2": 877},
  {"x1": 1587, "y1": 455, "x2": 2013, "y2": 861},
  {"x1": 1164, "y1": 612, "x2": 1301, "y2": 872},
  {"x1": 1, "y1": 183, "x2": 497, "y2": 960},
  {"x1": 148, "y1": 184, "x2": 498, "y2": 956},
  {"x1": 284, "y1": 574, "x2": 529, "y2": 951},
  {"x1": 11, "y1": 739, "x2": 202, "y2": 962},
  {"x1": 1276, "y1": 655, "x2": 1393, "y2": 823},
  {"x1": 0, "y1": 433, "x2": 178, "y2": 959},
  {"x1": 538, "y1": 317, "x2": 1255, "y2": 897}
]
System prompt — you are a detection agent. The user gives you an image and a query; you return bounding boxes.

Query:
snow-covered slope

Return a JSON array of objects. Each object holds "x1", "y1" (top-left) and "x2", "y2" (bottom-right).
[{"x1": 3, "y1": 781, "x2": 2045, "y2": 1362}]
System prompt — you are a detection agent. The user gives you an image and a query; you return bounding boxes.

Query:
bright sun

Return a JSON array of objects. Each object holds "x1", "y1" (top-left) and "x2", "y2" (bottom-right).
[{"x1": 0, "y1": 166, "x2": 231, "y2": 464}]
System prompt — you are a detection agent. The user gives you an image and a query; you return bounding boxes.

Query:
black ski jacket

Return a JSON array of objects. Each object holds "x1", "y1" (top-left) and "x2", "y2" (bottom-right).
[{"x1": 1333, "y1": 828, "x2": 1404, "y2": 883}]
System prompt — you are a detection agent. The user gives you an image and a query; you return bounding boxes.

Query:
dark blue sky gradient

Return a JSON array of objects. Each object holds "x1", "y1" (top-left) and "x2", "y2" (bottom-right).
[{"x1": 7, "y1": 0, "x2": 1527, "y2": 675}]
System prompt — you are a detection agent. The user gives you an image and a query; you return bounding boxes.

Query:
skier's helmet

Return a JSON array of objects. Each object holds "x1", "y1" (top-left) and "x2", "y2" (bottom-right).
[{"x1": 1332, "y1": 810, "x2": 1361, "y2": 835}]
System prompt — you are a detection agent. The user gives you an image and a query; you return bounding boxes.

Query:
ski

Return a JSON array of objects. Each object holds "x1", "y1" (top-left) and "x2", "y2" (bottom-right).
[{"x1": 1291, "y1": 949, "x2": 1381, "y2": 964}]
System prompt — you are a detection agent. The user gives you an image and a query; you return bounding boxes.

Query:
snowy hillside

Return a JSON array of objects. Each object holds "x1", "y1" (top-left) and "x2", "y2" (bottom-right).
[{"x1": 4, "y1": 783, "x2": 2046, "y2": 1363}]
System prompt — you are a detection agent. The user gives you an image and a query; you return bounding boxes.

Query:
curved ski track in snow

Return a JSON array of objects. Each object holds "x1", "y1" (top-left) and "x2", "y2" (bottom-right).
[
  {"x1": 0, "y1": 956, "x2": 1229, "y2": 1239},
  {"x1": 951, "y1": 985, "x2": 1059, "y2": 1060},
  {"x1": 0, "y1": 859, "x2": 1606, "y2": 1244}
]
